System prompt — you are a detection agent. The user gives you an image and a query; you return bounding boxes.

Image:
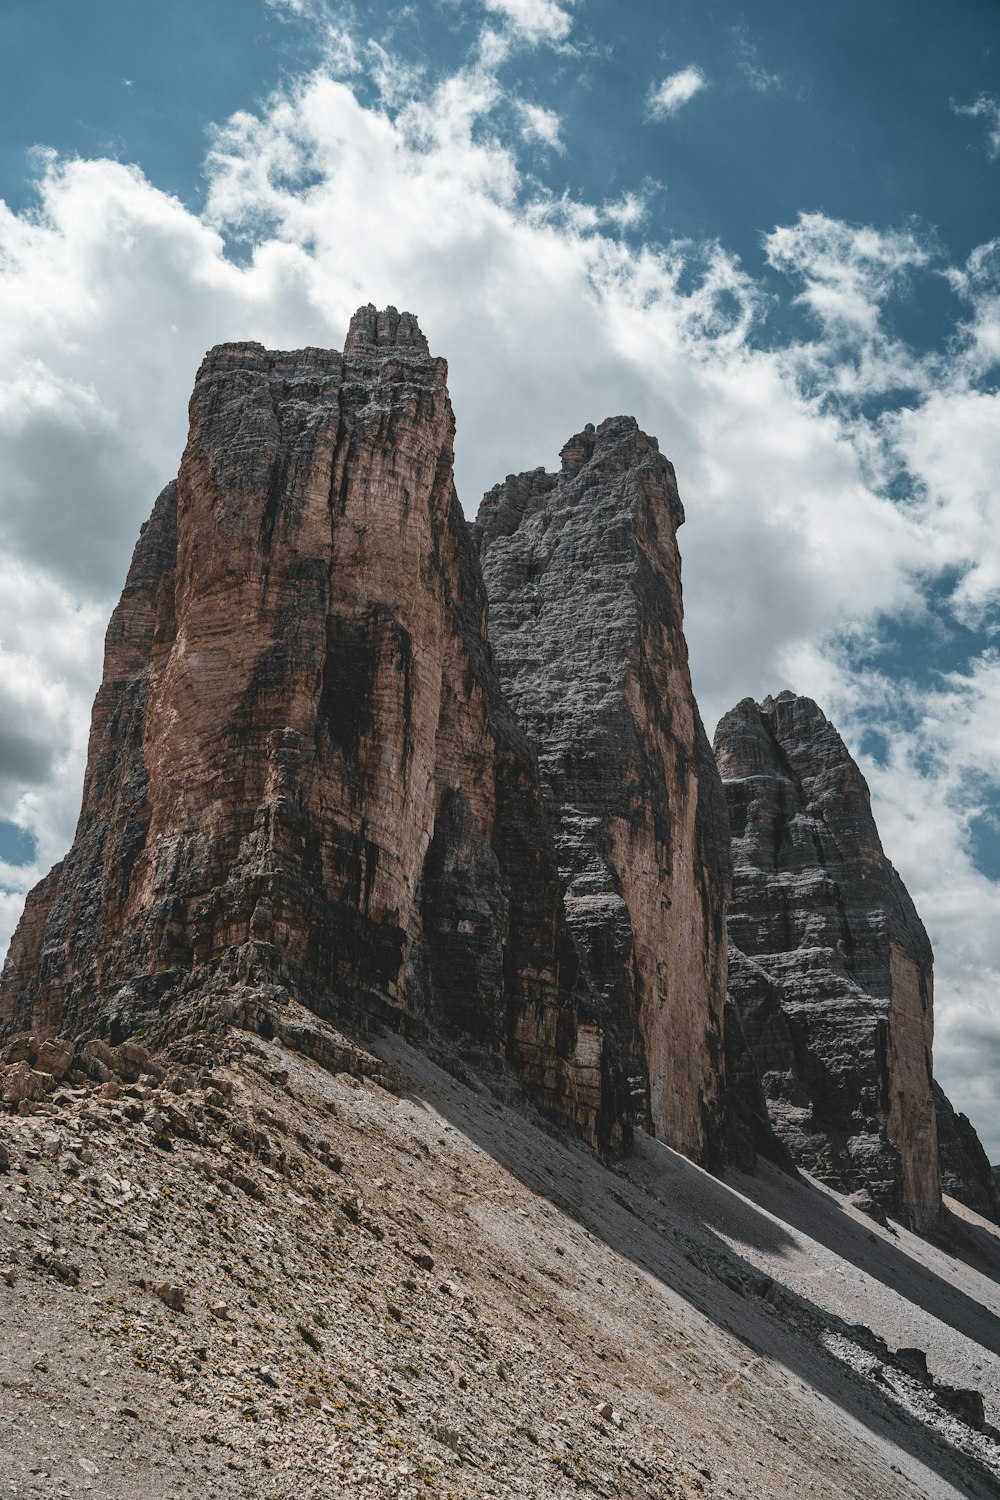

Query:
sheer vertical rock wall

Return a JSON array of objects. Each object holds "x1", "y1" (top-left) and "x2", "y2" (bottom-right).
[
  {"x1": 475, "y1": 419, "x2": 732, "y2": 1166},
  {"x1": 0, "y1": 308, "x2": 630, "y2": 1154},
  {"x1": 715, "y1": 692, "x2": 942, "y2": 1231}
]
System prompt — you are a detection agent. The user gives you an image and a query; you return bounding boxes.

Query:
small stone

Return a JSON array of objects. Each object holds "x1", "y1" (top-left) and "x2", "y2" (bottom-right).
[
  {"x1": 595, "y1": 1401, "x2": 623, "y2": 1428},
  {"x1": 153, "y1": 1281, "x2": 186, "y2": 1313}
]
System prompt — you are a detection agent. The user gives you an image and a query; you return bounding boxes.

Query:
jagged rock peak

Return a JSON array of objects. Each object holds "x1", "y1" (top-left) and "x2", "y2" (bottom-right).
[
  {"x1": 475, "y1": 416, "x2": 763, "y2": 1170},
  {"x1": 716, "y1": 692, "x2": 944, "y2": 1231},
  {"x1": 0, "y1": 308, "x2": 629, "y2": 1157},
  {"x1": 343, "y1": 302, "x2": 430, "y2": 356}
]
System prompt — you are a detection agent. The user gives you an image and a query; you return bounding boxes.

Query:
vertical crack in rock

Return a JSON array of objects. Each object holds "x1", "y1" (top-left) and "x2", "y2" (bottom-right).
[
  {"x1": 715, "y1": 691, "x2": 947, "y2": 1231},
  {"x1": 0, "y1": 309, "x2": 630, "y2": 1156},
  {"x1": 475, "y1": 417, "x2": 734, "y2": 1167}
]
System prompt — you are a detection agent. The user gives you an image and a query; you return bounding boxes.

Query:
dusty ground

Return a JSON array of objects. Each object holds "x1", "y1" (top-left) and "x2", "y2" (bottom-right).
[{"x1": 1, "y1": 1006, "x2": 999, "y2": 1499}]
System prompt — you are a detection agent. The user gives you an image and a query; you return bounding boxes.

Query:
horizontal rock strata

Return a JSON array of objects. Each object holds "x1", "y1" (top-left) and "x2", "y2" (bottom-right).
[
  {"x1": 475, "y1": 419, "x2": 735, "y2": 1166},
  {"x1": 0, "y1": 307, "x2": 630, "y2": 1154},
  {"x1": 716, "y1": 692, "x2": 942, "y2": 1231}
]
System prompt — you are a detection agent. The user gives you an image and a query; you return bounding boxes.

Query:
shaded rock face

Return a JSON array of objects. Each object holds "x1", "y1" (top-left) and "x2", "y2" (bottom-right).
[
  {"x1": 475, "y1": 419, "x2": 731, "y2": 1165},
  {"x1": 715, "y1": 692, "x2": 941, "y2": 1231},
  {"x1": 0, "y1": 307, "x2": 628, "y2": 1155},
  {"x1": 934, "y1": 1081, "x2": 1000, "y2": 1223}
]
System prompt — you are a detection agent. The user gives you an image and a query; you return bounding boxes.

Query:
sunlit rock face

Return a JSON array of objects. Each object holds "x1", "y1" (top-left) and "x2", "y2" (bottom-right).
[
  {"x1": 715, "y1": 692, "x2": 943, "y2": 1232},
  {"x1": 0, "y1": 307, "x2": 631, "y2": 1155},
  {"x1": 475, "y1": 419, "x2": 735, "y2": 1168}
]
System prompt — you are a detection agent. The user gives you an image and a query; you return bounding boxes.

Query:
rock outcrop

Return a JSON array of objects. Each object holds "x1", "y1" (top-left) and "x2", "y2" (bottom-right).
[
  {"x1": 715, "y1": 692, "x2": 942, "y2": 1231},
  {"x1": 0, "y1": 307, "x2": 630, "y2": 1154},
  {"x1": 934, "y1": 1081, "x2": 1000, "y2": 1223},
  {"x1": 474, "y1": 419, "x2": 732, "y2": 1166}
]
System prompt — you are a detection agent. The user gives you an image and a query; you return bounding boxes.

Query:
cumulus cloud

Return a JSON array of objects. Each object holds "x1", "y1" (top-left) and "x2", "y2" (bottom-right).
[
  {"x1": 953, "y1": 92, "x2": 1000, "y2": 159},
  {"x1": 647, "y1": 66, "x2": 707, "y2": 120},
  {"x1": 1, "y1": 21, "x2": 1000, "y2": 1150}
]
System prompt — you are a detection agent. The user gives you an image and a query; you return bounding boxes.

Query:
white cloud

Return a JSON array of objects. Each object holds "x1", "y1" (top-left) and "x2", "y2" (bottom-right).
[
  {"x1": 952, "y1": 92, "x2": 1000, "y2": 159},
  {"x1": 1, "y1": 27, "x2": 1000, "y2": 1153},
  {"x1": 946, "y1": 238, "x2": 1000, "y2": 378},
  {"x1": 765, "y1": 213, "x2": 931, "y2": 339},
  {"x1": 517, "y1": 102, "x2": 564, "y2": 152},
  {"x1": 481, "y1": 0, "x2": 573, "y2": 46},
  {"x1": 647, "y1": 66, "x2": 707, "y2": 120}
]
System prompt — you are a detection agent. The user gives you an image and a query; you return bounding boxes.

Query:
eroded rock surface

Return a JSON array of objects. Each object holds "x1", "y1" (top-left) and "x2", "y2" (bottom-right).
[
  {"x1": 0, "y1": 307, "x2": 628, "y2": 1153},
  {"x1": 715, "y1": 692, "x2": 942, "y2": 1231},
  {"x1": 475, "y1": 419, "x2": 731, "y2": 1166},
  {"x1": 934, "y1": 1081, "x2": 1000, "y2": 1223}
]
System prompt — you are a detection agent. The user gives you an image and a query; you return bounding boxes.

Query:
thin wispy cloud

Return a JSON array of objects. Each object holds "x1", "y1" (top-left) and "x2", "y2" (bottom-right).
[
  {"x1": 647, "y1": 66, "x2": 707, "y2": 120},
  {"x1": 517, "y1": 102, "x2": 564, "y2": 151},
  {"x1": 952, "y1": 92, "x2": 1000, "y2": 160},
  {"x1": 732, "y1": 26, "x2": 782, "y2": 94}
]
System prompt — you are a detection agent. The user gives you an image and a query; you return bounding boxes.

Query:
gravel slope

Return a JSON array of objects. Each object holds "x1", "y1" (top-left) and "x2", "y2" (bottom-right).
[{"x1": 1, "y1": 1007, "x2": 998, "y2": 1499}]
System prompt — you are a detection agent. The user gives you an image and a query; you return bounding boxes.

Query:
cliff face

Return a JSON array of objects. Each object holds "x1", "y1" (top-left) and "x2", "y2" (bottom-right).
[
  {"x1": 0, "y1": 307, "x2": 628, "y2": 1154},
  {"x1": 474, "y1": 419, "x2": 731, "y2": 1166},
  {"x1": 934, "y1": 1082, "x2": 1000, "y2": 1223},
  {"x1": 715, "y1": 692, "x2": 942, "y2": 1231}
]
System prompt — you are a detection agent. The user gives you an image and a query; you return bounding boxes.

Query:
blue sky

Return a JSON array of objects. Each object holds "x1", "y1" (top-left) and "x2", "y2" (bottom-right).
[{"x1": 1, "y1": 0, "x2": 999, "y2": 1153}]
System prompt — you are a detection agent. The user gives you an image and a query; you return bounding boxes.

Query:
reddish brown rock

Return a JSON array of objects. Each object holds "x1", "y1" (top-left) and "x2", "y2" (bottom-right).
[
  {"x1": 474, "y1": 419, "x2": 735, "y2": 1166},
  {"x1": 0, "y1": 308, "x2": 629, "y2": 1154},
  {"x1": 715, "y1": 692, "x2": 942, "y2": 1231}
]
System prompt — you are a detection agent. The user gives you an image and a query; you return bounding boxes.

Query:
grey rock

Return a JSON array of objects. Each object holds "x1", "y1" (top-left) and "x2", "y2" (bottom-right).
[
  {"x1": 476, "y1": 417, "x2": 736, "y2": 1166},
  {"x1": 716, "y1": 692, "x2": 941, "y2": 1231},
  {"x1": 152, "y1": 1280, "x2": 186, "y2": 1312},
  {"x1": 933, "y1": 1383, "x2": 985, "y2": 1430},
  {"x1": 933, "y1": 1079, "x2": 1000, "y2": 1223}
]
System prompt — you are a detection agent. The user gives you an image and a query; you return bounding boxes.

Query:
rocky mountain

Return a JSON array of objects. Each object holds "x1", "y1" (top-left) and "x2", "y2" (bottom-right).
[
  {"x1": 714, "y1": 691, "x2": 994, "y2": 1234},
  {"x1": 474, "y1": 420, "x2": 737, "y2": 1169},
  {"x1": 1, "y1": 308, "x2": 1000, "y2": 1496},
  {"x1": 935, "y1": 1082, "x2": 1000, "y2": 1223},
  {"x1": 0, "y1": 306, "x2": 992, "y2": 1239},
  {"x1": 0, "y1": 307, "x2": 630, "y2": 1154}
]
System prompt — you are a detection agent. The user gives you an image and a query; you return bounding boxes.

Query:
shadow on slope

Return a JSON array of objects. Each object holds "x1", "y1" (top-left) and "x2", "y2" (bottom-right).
[
  {"x1": 732, "y1": 1161, "x2": 1000, "y2": 1357},
  {"x1": 380, "y1": 1037, "x2": 1000, "y2": 1500}
]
